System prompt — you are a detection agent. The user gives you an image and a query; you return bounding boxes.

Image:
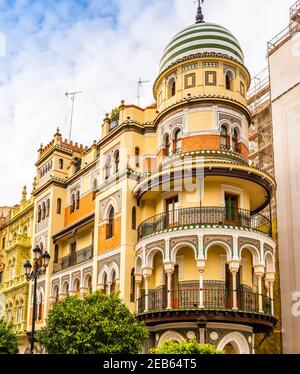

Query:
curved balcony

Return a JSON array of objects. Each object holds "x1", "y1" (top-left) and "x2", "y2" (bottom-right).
[
  {"x1": 137, "y1": 287, "x2": 276, "y2": 332},
  {"x1": 137, "y1": 206, "x2": 271, "y2": 241}
]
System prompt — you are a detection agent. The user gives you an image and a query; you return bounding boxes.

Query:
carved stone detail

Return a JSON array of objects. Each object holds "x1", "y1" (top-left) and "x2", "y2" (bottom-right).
[
  {"x1": 238, "y1": 237, "x2": 260, "y2": 252},
  {"x1": 204, "y1": 235, "x2": 233, "y2": 249},
  {"x1": 146, "y1": 240, "x2": 165, "y2": 256}
]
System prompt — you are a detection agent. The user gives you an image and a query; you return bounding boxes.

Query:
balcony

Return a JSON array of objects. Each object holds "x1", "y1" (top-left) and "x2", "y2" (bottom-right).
[
  {"x1": 53, "y1": 245, "x2": 93, "y2": 273},
  {"x1": 137, "y1": 287, "x2": 276, "y2": 332},
  {"x1": 138, "y1": 206, "x2": 272, "y2": 241},
  {"x1": 0, "y1": 274, "x2": 28, "y2": 292},
  {"x1": 7, "y1": 234, "x2": 31, "y2": 250},
  {"x1": 138, "y1": 287, "x2": 271, "y2": 315}
]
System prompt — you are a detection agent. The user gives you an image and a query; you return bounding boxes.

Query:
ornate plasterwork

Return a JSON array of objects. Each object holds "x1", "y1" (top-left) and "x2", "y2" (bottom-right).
[
  {"x1": 264, "y1": 243, "x2": 274, "y2": 255},
  {"x1": 204, "y1": 235, "x2": 233, "y2": 250},
  {"x1": 170, "y1": 236, "x2": 198, "y2": 250},
  {"x1": 146, "y1": 240, "x2": 165, "y2": 256},
  {"x1": 99, "y1": 190, "x2": 122, "y2": 221},
  {"x1": 97, "y1": 253, "x2": 120, "y2": 273},
  {"x1": 83, "y1": 266, "x2": 93, "y2": 278},
  {"x1": 238, "y1": 237, "x2": 260, "y2": 252}
]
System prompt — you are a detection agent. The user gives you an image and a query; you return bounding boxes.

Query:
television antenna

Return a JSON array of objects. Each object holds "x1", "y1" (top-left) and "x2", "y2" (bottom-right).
[
  {"x1": 137, "y1": 78, "x2": 150, "y2": 107},
  {"x1": 65, "y1": 91, "x2": 82, "y2": 141}
]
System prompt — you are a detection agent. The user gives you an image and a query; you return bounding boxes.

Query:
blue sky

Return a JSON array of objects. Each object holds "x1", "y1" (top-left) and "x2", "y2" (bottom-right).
[{"x1": 0, "y1": 0, "x2": 292, "y2": 205}]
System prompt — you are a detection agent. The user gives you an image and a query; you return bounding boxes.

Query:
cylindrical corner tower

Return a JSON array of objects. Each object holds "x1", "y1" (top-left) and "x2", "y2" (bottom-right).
[{"x1": 134, "y1": 14, "x2": 277, "y2": 354}]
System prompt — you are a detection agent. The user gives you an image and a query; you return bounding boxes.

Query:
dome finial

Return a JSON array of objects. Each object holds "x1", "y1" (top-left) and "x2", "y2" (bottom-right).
[{"x1": 195, "y1": 0, "x2": 205, "y2": 24}]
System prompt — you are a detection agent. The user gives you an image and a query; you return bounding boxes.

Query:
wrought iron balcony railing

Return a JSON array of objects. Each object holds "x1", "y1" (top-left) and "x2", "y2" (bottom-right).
[
  {"x1": 137, "y1": 206, "x2": 272, "y2": 241},
  {"x1": 137, "y1": 287, "x2": 272, "y2": 316},
  {"x1": 53, "y1": 245, "x2": 93, "y2": 273}
]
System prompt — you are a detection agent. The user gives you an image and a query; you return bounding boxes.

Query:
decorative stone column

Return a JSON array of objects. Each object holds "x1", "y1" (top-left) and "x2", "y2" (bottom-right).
[
  {"x1": 164, "y1": 262, "x2": 175, "y2": 310},
  {"x1": 142, "y1": 267, "x2": 152, "y2": 313},
  {"x1": 135, "y1": 274, "x2": 142, "y2": 313},
  {"x1": 107, "y1": 281, "x2": 112, "y2": 296},
  {"x1": 98, "y1": 284, "x2": 105, "y2": 294},
  {"x1": 265, "y1": 272, "x2": 275, "y2": 315},
  {"x1": 257, "y1": 275, "x2": 263, "y2": 313},
  {"x1": 59, "y1": 293, "x2": 67, "y2": 301},
  {"x1": 269, "y1": 281, "x2": 274, "y2": 315},
  {"x1": 49, "y1": 296, "x2": 56, "y2": 307},
  {"x1": 80, "y1": 287, "x2": 88, "y2": 299},
  {"x1": 197, "y1": 259, "x2": 206, "y2": 309},
  {"x1": 229, "y1": 261, "x2": 240, "y2": 311},
  {"x1": 143, "y1": 275, "x2": 150, "y2": 312},
  {"x1": 254, "y1": 265, "x2": 265, "y2": 313}
]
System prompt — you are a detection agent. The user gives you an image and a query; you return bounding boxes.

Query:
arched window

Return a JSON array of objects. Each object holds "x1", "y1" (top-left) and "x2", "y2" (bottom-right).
[
  {"x1": 57, "y1": 198, "x2": 62, "y2": 214},
  {"x1": 106, "y1": 207, "x2": 114, "y2": 239},
  {"x1": 23, "y1": 226, "x2": 28, "y2": 236},
  {"x1": 76, "y1": 191, "x2": 80, "y2": 210},
  {"x1": 42, "y1": 202, "x2": 46, "y2": 220},
  {"x1": 232, "y1": 128, "x2": 239, "y2": 152},
  {"x1": 54, "y1": 245, "x2": 59, "y2": 263},
  {"x1": 71, "y1": 193, "x2": 76, "y2": 213},
  {"x1": 164, "y1": 134, "x2": 171, "y2": 156},
  {"x1": 225, "y1": 70, "x2": 234, "y2": 91},
  {"x1": 220, "y1": 125, "x2": 229, "y2": 149},
  {"x1": 58, "y1": 158, "x2": 63, "y2": 169},
  {"x1": 46, "y1": 199, "x2": 50, "y2": 217},
  {"x1": 114, "y1": 151, "x2": 120, "y2": 174},
  {"x1": 135, "y1": 147, "x2": 140, "y2": 168},
  {"x1": 168, "y1": 78, "x2": 176, "y2": 98},
  {"x1": 130, "y1": 268, "x2": 135, "y2": 302},
  {"x1": 132, "y1": 207, "x2": 137, "y2": 230},
  {"x1": 174, "y1": 129, "x2": 182, "y2": 154},
  {"x1": 37, "y1": 205, "x2": 42, "y2": 223}
]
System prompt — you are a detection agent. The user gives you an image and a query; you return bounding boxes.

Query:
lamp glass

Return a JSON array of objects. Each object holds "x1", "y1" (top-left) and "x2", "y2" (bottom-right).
[
  {"x1": 33, "y1": 245, "x2": 42, "y2": 260},
  {"x1": 42, "y1": 251, "x2": 50, "y2": 268}
]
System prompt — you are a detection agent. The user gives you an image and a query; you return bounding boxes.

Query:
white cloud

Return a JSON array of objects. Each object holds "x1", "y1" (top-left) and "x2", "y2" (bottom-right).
[{"x1": 0, "y1": 0, "x2": 293, "y2": 205}]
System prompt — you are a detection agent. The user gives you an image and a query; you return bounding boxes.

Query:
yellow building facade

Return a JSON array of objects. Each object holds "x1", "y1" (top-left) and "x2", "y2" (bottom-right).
[
  {"x1": 0, "y1": 187, "x2": 34, "y2": 352},
  {"x1": 0, "y1": 6, "x2": 279, "y2": 354}
]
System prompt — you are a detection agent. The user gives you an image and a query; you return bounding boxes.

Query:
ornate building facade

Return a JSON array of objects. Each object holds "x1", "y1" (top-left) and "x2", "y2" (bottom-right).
[
  {"x1": 0, "y1": 5, "x2": 279, "y2": 354},
  {"x1": 0, "y1": 188, "x2": 34, "y2": 352}
]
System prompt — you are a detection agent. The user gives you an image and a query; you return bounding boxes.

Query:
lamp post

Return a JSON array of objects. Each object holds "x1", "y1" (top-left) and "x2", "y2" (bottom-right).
[{"x1": 24, "y1": 245, "x2": 50, "y2": 354}]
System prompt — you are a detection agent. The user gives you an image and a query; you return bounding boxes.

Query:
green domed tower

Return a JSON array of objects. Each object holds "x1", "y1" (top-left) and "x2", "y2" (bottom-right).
[{"x1": 134, "y1": 2, "x2": 277, "y2": 354}]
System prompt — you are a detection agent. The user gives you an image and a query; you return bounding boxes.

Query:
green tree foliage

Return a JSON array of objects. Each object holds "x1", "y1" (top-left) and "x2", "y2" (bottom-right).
[
  {"x1": 0, "y1": 318, "x2": 19, "y2": 354},
  {"x1": 36, "y1": 293, "x2": 149, "y2": 354},
  {"x1": 151, "y1": 339, "x2": 224, "y2": 354},
  {"x1": 110, "y1": 107, "x2": 119, "y2": 119}
]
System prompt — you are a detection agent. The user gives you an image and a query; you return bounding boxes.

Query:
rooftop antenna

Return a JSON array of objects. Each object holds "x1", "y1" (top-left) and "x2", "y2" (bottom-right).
[
  {"x1": 195, "y1": 0, "x2": 205, "y2": 23},
  {"x1": 137, "y1": 78, "x2": 150, "y2": 107},
  {"x1": 65, "y1": 91, "x2": 82, "y2": 141}
]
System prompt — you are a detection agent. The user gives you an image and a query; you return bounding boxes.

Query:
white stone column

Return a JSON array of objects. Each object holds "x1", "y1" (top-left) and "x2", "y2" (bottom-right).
[
  {"x1": 229, "y1": 261, "x2": 240, "y2": 311},
  {"x1": 257, "y1": 275, "x2": 263, "y2": 313},
  {"x1": 197, "y1": 260, "x2": 206, "y2": 309},
  {"x1": 166, "y1": 271, "x2": 173, "y2": 310},
  {"x1": 199, "y1": 270, "x2": 204, "y2": 309},
  {"x1": 163, "y1": 262, "x2": 175, "y2": 310},
  {"x1": 144, "y1": 275, "x2": 150, "y2": 312},
  {"x1": 269, "y1": 281, "x2": 274, "y2": 315},
  {"x1": 231, "y1": 270, "x2": 238, "y2": 310},
  {"x1": 80, "y1": 287, "x2": 88, "y2": 299},
  {"x1": 135, "y1": 279, "x2": 142, "y2": 313},
  {"x1": 107, "y1": 281, "x2": 112, "y2": 296}
]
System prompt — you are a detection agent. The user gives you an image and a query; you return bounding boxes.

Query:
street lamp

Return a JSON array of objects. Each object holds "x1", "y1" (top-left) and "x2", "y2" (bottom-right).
[{"x1": 24, "y1": 245, "x2": 50, "y2": 354}]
